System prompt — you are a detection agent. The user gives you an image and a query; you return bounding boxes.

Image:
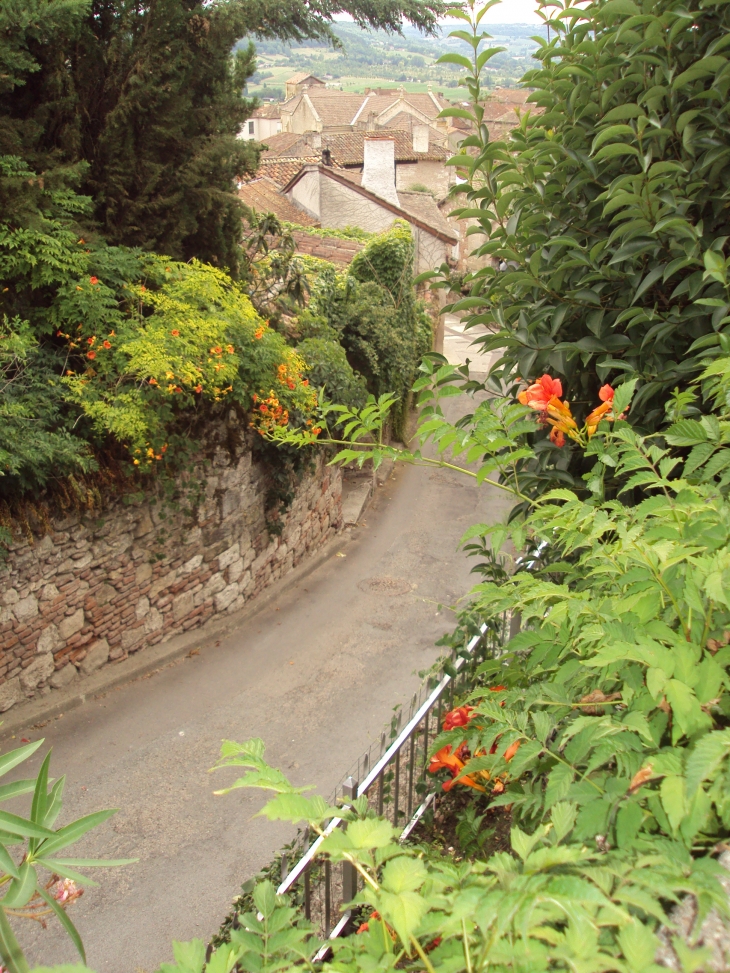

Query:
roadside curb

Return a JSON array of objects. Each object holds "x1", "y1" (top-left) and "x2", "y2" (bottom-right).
[
  {"x1": 0, "y1": 530, "x2": 352, "y2": 741},
  {"x1": 341, "y1": 457, "x2": 395, "y2": 526}
]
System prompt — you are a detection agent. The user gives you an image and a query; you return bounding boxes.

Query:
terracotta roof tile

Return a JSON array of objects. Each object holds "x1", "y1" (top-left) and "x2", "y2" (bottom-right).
[
  {"x1": 237, "y1": 177, "x2": 319, "y2": 226},
  {"x1": 303, "y1": 90, "x2": 369, "y2": 126},
  {"x1": 360, "y1": 91, "x2": 450, "y2": 122},
  {"x1": 260, "y1": 132, "x2": 303, "y2": 155},
  {"x1": 397, "y1": 191, "x2": 457, "y2": 239},
  {"x1": 261, "y1": 129, "x2": 448, "y2": 165},
  {"x1": 286, "y1": 72, "x2": 324, "y2": 85},
  {"x1": 252, "y1": 103, "x2": 280, "y2": 119},
  {"x1": 255, "y1": 157, "x2": 322, "y2": 188}
]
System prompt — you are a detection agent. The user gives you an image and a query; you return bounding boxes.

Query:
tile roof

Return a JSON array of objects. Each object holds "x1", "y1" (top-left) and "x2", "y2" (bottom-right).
[
  {"x1": 252, "y1": 103, "x2": 280, "y2": 119},
  {"x1": 261, "y1": 129, "x2": 449, "y2": 166},
  {"x1": 280, "y1": 88, "x2": 455, "y2": 129},
  {"x1": 283, "y1": 165, "x2": 458, "y2": 243},
  {"x1": 286, "y1": 72, "x2": 324, "y2": 85},
  {"x1": 259, "y1": 132, "x2": 303, "y2": 155},
  {"x1": 397, "y1": 191, "x2": 457, "y2": 240},
  {"x1": 255, "y1": 157, "x2": 322, "y2": 188},
  {"x1": 238, "y1": 177, "x2": 319, "y2": 226},
  {"x1": 280, "y1": 94, "x2": 303, "y2": 113},
  {"x1": 303, "y1": 90, "x2": 370, "y2": 127},
  {"x1": 490, "y1": 87, "x2": 533, "y2": 103},
  {"x1": 371, "y1": 91, "x2": 449, "y2": 120}
]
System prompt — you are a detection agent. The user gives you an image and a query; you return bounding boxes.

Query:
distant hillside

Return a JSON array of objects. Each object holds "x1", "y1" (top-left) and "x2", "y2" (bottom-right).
[{"x1": 241, "y1": 22, "x2": 548, "y2": 99}]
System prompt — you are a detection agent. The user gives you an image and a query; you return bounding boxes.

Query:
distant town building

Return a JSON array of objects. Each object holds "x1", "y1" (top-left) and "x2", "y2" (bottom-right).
[
  {"x1": 259, "y1": 128, "x2": 453, "y2": 196},
  {"x1": 285, "y1": 73, "x2": 326, "y2": 100},
  {"x1": 236, "y1": 85, "x2": 542, "y2": 277},
  {"x1": 240, "y1": 103, "x2": 281, "y2": 141},
  {"x1": 281, "y1": 136, "x2": 459, "y2": 274},
  {"x1": 279, "y1": 85, "x2": 452, "y2": 138},
  {"x1": 238, "y1": 135, "x2": 460, "y2": 274}
]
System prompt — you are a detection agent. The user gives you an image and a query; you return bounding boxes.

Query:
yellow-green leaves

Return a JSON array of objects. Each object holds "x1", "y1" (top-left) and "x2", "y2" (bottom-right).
[{"x1": 62, "y1": 255, "x2": 314, "y2": 462}]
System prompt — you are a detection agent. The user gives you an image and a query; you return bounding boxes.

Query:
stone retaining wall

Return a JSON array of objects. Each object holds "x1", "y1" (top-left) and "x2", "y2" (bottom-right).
[{"x1": 0, "y1": 427, "x2": 342, "y2": 712}]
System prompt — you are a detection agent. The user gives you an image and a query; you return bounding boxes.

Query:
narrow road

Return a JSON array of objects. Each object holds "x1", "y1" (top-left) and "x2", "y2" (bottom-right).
[{"x1": 8, "y1": 339, "x2": 507, "y2": 972}]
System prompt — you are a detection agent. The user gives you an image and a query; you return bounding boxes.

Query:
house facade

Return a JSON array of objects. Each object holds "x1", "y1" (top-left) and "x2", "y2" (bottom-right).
[
  {"x1": 279, "y1": 85, "x2": 452, "y2": 138},
  {"x1": 240, "y1": 103, "x2": 281, "y2": 142},
  {"x1": 281, "y1": 137, "x2": 459, "y2": 275},
  {"x1": 261, "y1": 127, "x2": 454, "y2": 198},
  {"x1": 285, "y1": 73, "x2": 326, "y2": 100}
]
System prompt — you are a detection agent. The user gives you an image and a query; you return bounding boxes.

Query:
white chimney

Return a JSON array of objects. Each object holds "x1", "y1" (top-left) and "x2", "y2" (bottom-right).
[
  {"x1": 312, "y1": 132, "x2": 322, "y2": 150},
  {"x1": 362, "y1": 136, "x2": 399, "y2": 205},
  {"x1": 413, "y1": 124, "x2": 429, "y2": 154}
]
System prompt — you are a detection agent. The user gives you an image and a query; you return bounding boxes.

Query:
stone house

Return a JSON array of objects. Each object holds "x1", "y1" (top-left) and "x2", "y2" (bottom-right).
[
  {"x1": 285, "y1": 72, "x2": 326, "y2": 100},
  {"x1": 279, "y1": 85, "x2": 452, "y2": 140},
  {"x1": 281, "y1": 136, "x2": 459, "y2": 274},
  {"x1": 237, "y1": 176, "x2": 366, "y2": 267},
  {"x1": 260, "y1": 127, "x2": 454, "y2": 197},
  {"x1": 240, "y1": 103, "x2": 281, "y2": 142}
]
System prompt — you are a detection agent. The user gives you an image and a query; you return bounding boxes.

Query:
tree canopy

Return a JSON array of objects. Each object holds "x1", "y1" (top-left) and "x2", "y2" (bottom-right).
[
  {"x1": 426, "y1": 0, "x2": 730, "y2": 496},
  {"x1": 0, "y1": 0, "x2": 445, "y2": 275}
]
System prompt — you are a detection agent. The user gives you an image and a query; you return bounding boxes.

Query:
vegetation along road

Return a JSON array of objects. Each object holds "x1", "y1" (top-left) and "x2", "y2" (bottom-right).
[{"x1": 6, "y1": 375, "x2": 509, "y2": 973}]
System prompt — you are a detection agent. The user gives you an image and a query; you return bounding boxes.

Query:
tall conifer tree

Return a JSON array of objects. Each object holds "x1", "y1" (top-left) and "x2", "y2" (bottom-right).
[{"x1": 0, "y1": 0, "x2": 444, "y2": 275}]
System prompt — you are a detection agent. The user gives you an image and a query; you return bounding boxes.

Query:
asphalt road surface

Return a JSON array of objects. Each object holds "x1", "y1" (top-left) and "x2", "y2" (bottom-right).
[{"x1": 7, "y1": 375, "x2": 508, "y2": 972}]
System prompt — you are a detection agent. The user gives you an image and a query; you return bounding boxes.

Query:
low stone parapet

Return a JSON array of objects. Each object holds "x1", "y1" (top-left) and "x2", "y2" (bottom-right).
[{"x1": 0, "y1": 426, "x2": 342, "y2": 711}]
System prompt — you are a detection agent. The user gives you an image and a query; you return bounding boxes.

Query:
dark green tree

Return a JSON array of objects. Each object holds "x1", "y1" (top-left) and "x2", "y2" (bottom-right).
[{"x1": 0, "y1": 0, "x2": 445, "y2": 276}]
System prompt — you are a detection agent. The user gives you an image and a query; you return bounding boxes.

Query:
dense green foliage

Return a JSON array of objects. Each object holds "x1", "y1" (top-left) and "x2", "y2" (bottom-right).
[
  {"x1": 233, "y1": 339, "x2": 730, "y2": 973},
  {"x1": 423, "y1": 0, "x2": 730, "y2": 493},
  {"x1": 0, "y1": 158, "x2": 313, "y2": 498},
  {"x1": 0, "y1": 0, "x2": 445, "y2": 276},
  {"x1": 297, "y1": 338, "x2": 368, "y2": 410},
  {"x1": 237, "y1": 217, "x2": 429, "y2": 433},
  {"x1": 303, "y1": 224, "x2": 432, "y2": 440},
  {"x1": 7, "y1": 353, "x2": 730, "y2": 973}
]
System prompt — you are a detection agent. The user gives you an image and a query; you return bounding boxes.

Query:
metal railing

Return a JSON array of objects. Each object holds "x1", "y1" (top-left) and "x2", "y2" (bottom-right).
[{"x1": 274, "y1": 613, "x2": 510, "y2": 949}]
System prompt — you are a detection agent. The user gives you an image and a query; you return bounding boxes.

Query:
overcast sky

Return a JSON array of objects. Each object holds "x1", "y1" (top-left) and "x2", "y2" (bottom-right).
[
  {"x1": 334, "y1": 1, "x2": 545, "y2": 28},
  {"x1": 456, "y1": 1, "x2": 544, "y2": 24}
]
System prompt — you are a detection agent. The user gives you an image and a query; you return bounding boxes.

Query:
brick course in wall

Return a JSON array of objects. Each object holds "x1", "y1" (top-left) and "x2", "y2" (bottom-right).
[{"x1": 0, "y1": 424, "x2": 342, "y2": 712}]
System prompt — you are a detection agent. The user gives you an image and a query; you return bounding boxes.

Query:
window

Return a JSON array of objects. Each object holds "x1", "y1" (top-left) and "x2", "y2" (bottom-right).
[{"x1": 248, "y1": 121, "x2": 255, "y2": 135}]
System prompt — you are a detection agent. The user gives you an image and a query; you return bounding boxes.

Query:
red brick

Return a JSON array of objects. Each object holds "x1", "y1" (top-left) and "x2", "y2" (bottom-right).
[{"x1": 59, "y1": 580, "x2": 81, "y2": 595}]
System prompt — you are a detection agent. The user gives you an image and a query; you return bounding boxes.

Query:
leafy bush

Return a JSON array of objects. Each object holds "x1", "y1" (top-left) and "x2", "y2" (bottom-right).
[
  {"x1": 280, "y1": 222, "x2": 374, "y2": 242},
  {"x1": 306, "y1": 225, "x2": 433, "y2": 440},
  {"x1": 349, "y1": 221, "x2": 416, "y2": 301},
  {"x1": 7, "y1": 357, "x2": 730, "y2": 973},
  {"x1": 242, "y1": 346, "x2": 730, "y2": 973},
  {"x1": 297, "y1": 338, "x2": 368, "y2": 411},
  {"x1": 0, "y1": 157, "x2": 315, "y2": 497},
  {"x1": 425, "y1": 0, "x2": 730, "y2": 490}
]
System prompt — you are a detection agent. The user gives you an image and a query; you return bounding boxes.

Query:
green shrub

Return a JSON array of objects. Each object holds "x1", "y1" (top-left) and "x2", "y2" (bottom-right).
[
  {"x1": 295, "y1": 308, "x2": 340, "y2": 343},
  {"x1": 426, "y1": 0, "x2": 730, "y2": 492},
  {"x1": 297, "y1": 338, "x2": 367, "y2": 410},
  {"x1": 251, "y1": 344, "x2": 730, "y2": 973},
  {"x1": 0, "y1": 157, "x2": 314, "y2": 496},
  {"x1": 350, "y1": 220, "x2": 415, "y2": 301},
  {"x1": 305, "y1": 225, "x2": 433, "y2": 440}
]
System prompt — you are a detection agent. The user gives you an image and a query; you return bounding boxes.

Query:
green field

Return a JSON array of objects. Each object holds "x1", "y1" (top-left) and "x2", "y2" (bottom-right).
[{"x1": 243, "y1": 22, "x2": 545, "y2": 99}]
